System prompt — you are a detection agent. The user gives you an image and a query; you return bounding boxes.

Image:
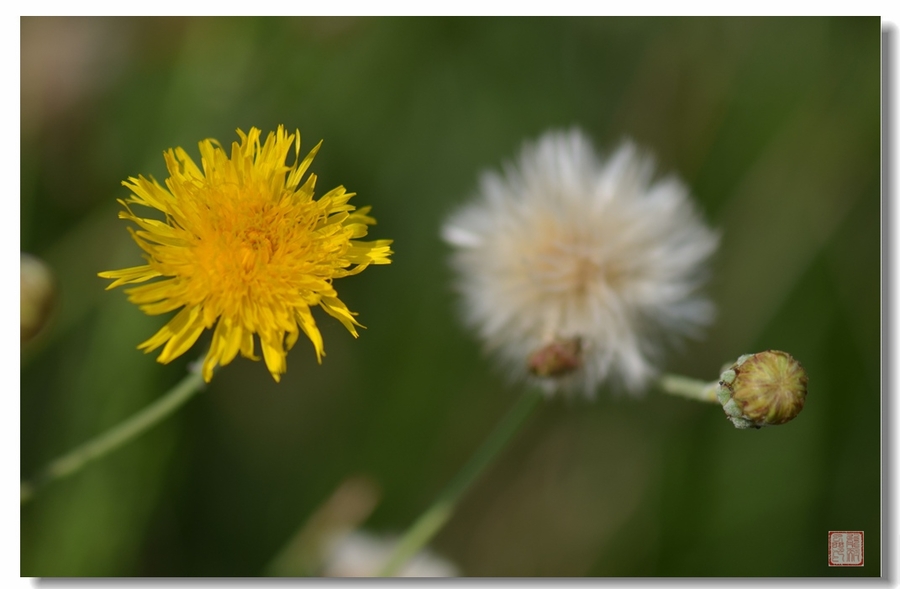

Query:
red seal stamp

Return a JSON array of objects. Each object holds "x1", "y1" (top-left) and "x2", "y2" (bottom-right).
[{"x1": 828, "y1": 531, "x2": 864, "y2": 566}]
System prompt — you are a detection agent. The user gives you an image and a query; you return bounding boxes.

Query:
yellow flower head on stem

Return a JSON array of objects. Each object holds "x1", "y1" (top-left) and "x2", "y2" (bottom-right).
[{"x1": 99, "y1": 126, "x2": 393, "y2": 383}]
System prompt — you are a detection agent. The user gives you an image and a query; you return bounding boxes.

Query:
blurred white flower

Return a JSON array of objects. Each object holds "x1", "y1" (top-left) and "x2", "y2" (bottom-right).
[
  {"x1": 320, "y1": 531, "x2": 459, "y2": 577},
  {"x1": 442, "y1": 129, "x2": 718, "y2": 397}
]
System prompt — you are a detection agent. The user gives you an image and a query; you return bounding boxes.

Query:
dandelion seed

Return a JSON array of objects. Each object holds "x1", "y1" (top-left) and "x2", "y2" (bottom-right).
[
  {"x1": 100, "y1": 126, "x2": 393, "y2": 383},
  {"x1": 443, "y1": 129, "x2": 718, "y2": 397}
]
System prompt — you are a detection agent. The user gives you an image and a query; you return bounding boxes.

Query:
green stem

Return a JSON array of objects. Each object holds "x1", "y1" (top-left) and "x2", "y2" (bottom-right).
[
  {"x1": 657, "y1": 373, "x2": 719, "y2": 403},
  {"x1": 21, "y1": 369, "x2": 206, "y2": 504},
  {"x1": 377, "y1": 390, "x2": 543, "y2": 577},
  {"x1": 376, "y1": 371, "x2": 723, "y2": 576}
]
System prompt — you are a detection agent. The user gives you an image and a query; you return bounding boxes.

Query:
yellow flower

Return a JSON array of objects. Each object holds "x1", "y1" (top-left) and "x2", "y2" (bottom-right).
[{"x1": 99, "y1": 126, "x2": 393, "y2": 383}]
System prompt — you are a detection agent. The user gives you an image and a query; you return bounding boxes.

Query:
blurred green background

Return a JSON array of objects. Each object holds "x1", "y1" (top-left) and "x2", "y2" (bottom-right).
[{"x1": 20, "y1": 17, "x2": 881, "y2": 577}]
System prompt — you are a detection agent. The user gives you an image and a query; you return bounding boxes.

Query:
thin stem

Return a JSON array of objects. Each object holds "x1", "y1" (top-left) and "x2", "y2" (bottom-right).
[
  {"x1": 377, "y1": 390, "x2": 543, "y2": 577},
  {"x1": 376, "y1": 371, "x2": 723, "y2": 576},
  {"x1": 21, "y1": 369, "x2": 206, "y2": 504},
  {"x1": 656, "y1": 373, "x2": 719, "y2": 403}
]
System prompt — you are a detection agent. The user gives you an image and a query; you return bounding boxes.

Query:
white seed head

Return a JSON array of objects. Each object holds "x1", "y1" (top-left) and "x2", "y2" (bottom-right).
[
  {"x1": 320, "y1": 531, "x2": 459, "y2": 577},
  {"x1": 443, "y1": 129, "x2": 719, "y2": 397}
]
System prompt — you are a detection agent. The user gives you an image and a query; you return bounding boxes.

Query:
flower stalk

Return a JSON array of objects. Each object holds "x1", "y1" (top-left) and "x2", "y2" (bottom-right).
[
  {"x1": 378, "y1": 372, "x2": 711, "y2": 576},
  {"x1": 377, "y1": 389, "x2": 543, "y2": 577},
  {"x1": 20, "y1": 369, "x2": 205, "y2": 504},
  {"x1": 656, "y1": 374, "x2": 719, "y2": 403},
  {"x1": 380, "y1": 353, "x2": 808, "y2": 574}
]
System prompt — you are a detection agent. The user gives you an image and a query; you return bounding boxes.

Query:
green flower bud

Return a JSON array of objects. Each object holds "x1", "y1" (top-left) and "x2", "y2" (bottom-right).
[
  {"x1": 715, "y1": 350, "x2": 807, "y2": 429},
  {"x1": 21, "y1": 253, "x2": 56, "y2": 344}
]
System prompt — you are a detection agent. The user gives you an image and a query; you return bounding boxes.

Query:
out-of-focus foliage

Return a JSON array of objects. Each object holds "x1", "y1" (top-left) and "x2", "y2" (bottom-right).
[{"x1": 20, "y1": 17, "x2": 880, "y2": 577}]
